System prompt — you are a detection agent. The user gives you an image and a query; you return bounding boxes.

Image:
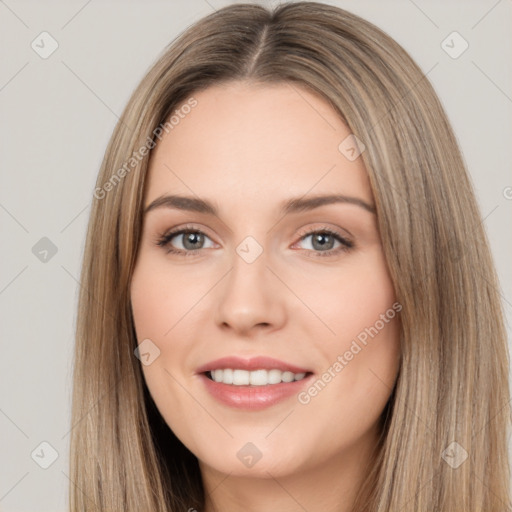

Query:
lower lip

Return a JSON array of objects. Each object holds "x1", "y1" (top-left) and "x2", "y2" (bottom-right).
[{"x1": 199, "y1": 373, "x2": 313, "y2": 410}]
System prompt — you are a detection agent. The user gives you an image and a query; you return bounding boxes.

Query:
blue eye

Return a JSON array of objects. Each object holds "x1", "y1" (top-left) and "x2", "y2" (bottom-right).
[
  {"x1": 156, "y1": 225, "x2": 353, "y2": 257},
  {"x1": 294, "y1": 228, "x2": 353, "y2": 257},
  {"x1": 157, "y1": 226, "x2": 215, "y2": 255}
]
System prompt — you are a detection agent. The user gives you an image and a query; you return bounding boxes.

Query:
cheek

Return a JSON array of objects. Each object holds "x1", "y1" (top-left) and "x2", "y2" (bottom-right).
[
  {"x1": 293, "y1": 251, "x2": 400, "y2": 407},
  {"x1": 293, "y1": 250, "x2": 398, "y2": 347},
  {"x1": 130, "y1": 257, "x2": 211, "y2": 396},
  {"x1": 130, "y1": 256, "x2": 208, "y2": 340},
  {"x1": 130, "y1": 261, "x2": 204, "y2": 438}
]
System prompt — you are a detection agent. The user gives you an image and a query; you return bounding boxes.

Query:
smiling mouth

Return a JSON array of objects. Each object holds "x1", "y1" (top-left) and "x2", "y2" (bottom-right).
[{"x1": 204, "y1": 369, "x2": 312, "y2": 386}]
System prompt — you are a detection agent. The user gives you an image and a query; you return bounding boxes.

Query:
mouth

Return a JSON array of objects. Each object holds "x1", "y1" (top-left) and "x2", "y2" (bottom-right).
[{"x1": 196, "y1": 356, "x2": 314, "y2": 410}]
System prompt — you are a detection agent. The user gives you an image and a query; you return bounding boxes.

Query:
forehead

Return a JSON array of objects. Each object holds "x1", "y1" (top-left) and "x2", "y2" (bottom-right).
[{"x1": 145, "y1": 81, "x2": 372, "y2": 209}]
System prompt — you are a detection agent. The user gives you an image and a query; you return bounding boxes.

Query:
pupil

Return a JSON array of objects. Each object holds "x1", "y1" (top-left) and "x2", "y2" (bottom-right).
[
  {"x1": 184, "y1": 232, "x2": 203, "y2": 250},
  {"x1": 313, "y1": 233, "x2": 333, "y2": 251}
]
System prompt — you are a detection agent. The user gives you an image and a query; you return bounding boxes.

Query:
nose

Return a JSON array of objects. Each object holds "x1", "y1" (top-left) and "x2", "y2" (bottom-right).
[{"x1": 213, "y1": 246, "x2": 287, "y2": 337}]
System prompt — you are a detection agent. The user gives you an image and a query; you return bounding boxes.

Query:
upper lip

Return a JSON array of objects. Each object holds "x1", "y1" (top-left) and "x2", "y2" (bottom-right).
[{"x1": 196, "y1": 356, "x2": 312, "y2": 374}]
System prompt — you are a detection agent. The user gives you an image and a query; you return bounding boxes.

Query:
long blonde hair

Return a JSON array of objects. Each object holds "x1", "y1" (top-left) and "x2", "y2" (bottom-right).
[{"x1": 69, "y1": 2, "x2": 511, "y2": 510}]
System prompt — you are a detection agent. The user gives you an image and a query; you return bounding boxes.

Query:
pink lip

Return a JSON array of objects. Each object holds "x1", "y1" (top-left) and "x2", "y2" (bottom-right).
[
  {"x1": 196, "y1": 356, "x2": 311, "y2": 374},
  {"x1": 196, "y1": 356, "x2": 313, "y2": 411},
  {"x1": 198, "y1": 373, "x2": 314, "y2": 410}
]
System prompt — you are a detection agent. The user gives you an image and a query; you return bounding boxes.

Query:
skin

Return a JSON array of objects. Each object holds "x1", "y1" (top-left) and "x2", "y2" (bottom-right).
[{"x1": 130, "y1": 81, "x2": 401, "y2": 512}]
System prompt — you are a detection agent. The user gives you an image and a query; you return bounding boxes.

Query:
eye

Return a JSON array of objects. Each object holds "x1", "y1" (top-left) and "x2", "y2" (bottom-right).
[
  {"x1": 156, "y1": 225, "x2": 215, "y2": 255},
  {"x1": 293, "y1": 227, "x2": 353, "y2": 257},
  {"x1": 156, "y1": 225, "x2": 354, "y2": 258}
]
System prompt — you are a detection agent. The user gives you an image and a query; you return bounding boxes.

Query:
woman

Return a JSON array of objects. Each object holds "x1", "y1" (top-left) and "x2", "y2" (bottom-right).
[{"x1": 69, "y1": 2, "x2": 511, "y2": 511}]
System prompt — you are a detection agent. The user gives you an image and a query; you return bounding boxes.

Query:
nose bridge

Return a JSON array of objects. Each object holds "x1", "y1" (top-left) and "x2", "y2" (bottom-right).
[
  {"x1": 213, "y1": 234, "x2": 286, "y2": 334},
  {"x1": 225, "y1": 236, "x2": 271, "y2": 304}
]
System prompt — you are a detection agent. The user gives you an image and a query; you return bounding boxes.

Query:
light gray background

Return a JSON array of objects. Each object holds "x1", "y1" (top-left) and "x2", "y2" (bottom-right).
[{"x1": 1, "y1": 1, "x2": 511, "y2": 510}]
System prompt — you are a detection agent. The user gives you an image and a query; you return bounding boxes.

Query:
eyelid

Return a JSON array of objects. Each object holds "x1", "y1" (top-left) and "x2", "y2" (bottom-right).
[{"x1": 294, "y1": 224, "x2": 353, "y2": 244}]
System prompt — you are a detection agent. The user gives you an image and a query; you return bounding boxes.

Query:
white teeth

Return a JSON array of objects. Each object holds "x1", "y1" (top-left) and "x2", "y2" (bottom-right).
[
  {"x1": 223, "y1": 368, "x2": 233, "y2": 384},
  {"x1": 209, "y1": 369, "x2": 308, "y2": 386},
  {"x1": 249, "y1": 369, "x2": 267, "y2": 386},
  {"x1": 233, "y1": 369, "x2": 250, "y2": 385},
  {"x1": 268, "y1": 369, "x2": 282, "y2": 384},
  {"x1": 281, "y1": 371, "x2": 295, "y2": 383}
]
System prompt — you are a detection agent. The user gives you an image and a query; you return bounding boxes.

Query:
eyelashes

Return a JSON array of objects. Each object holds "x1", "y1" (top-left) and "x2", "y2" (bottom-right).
[
  {"x1": 156, "y1": 224, "x2": 354, "y2": 258},
  {"x1": 293, "y1": 227, "x2": 353, "y2": 257},
  {"x1": 156, "y1": 226, "x2": 215, "y2": 256}
]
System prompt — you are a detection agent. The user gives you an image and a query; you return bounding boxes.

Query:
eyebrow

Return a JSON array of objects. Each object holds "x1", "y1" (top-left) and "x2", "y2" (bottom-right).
[{"x1": 144, "y1": 193, "x2": 376, "y2": 216}]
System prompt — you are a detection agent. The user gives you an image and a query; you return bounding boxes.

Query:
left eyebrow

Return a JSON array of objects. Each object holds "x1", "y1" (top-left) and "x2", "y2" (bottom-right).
[
  {"x1": 281, "y1": 194, "x2": 376, "y2": 215},
  {"x1": 143, "y1": 193, "x2": 376, "y2": 216}
]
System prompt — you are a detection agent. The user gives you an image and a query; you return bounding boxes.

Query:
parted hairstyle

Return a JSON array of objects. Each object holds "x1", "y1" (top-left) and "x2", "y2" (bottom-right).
[{"x1": 69, "y1": 2, "x2": 511, "y2": 510}]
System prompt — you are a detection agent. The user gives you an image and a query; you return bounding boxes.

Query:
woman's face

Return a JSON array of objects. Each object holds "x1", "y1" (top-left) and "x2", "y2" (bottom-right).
[{"x1": 130, "y1": 81, "x2": 401, "y2": 480}]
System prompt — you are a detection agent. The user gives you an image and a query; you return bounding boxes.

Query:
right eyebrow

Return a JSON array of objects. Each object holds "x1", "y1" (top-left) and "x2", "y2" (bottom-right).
[{"x1": 144, "y1": 194, "x2": 217, "y2": 215}]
